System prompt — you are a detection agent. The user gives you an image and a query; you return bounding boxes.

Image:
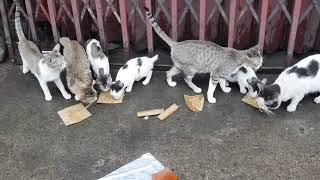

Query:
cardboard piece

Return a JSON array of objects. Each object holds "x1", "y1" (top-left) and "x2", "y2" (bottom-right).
[
  {"x1": 152, "y1": 168, "x2": 178, "y2": 180},
  {"x1": 241, "y1": 95, "x2": 259, "y2": 108},
  {"x1": 57, "y1": 103, "x2": 92, "y2": 126},
  {"x1": 184, "y1": 94, "x2": 204, "y2": 112},
  {"x1": 97, "y1": 91, "x2": 123, "y2": 104},
  {"x1": 137, "y1": 108, "x2": 164, "y2": 118},
  {"x1": 157, "y1": 104, "x2": 179, "y2": 120}
]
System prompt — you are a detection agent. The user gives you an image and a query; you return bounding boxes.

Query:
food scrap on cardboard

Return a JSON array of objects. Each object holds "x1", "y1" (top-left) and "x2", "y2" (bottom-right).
[
  {"x1": 184, "y1": 94, "x2": 204, "y2": 112},
  {"x1": 57, "y1": 103, "x2": 92, "y2": 126},
  {"x1": 241, "y1": 95, "x2": 259, "y2": 108},
  {"x1": 97, "y1": 91, "x2": 123, "y2": 104}
]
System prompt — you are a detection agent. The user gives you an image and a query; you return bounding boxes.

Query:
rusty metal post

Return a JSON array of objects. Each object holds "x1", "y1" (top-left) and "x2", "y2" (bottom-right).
[
  {"x1": 145, "y1": 0, "x2": 153, "y2": 54},
  {"x1": 258, "y1": 0, "x2": 268, "y2": 49},
  {"x1": 287, "y1": 0, "x2": 302, "y2": 56},
  {"x1": 0, "y1": 0, "x2": 14, "y2": 62},
  {"x1": 228, "y1": 0, "x2": 236, "y2": 48},
  {"x1": 47, "y1": 0, "x2": 59, "y2": 43},
  {"x1": 171, "y1": 0, "x2": 177, "y2": 41},
  {"x1": 199, "y1": 0, "x2": 206, "y2": 40},
  {"x1": 71, "y1": 0, "x2": 83, "y2": 42},
  {"x1": 95, "y1": 0, "x2": 107, "y2": 50},
  {"x1": 119, "y1": 0, "x2": 129, "y2": 59},
  {"x1": 24, "y1": 0, "x2": 38, "y2": 42}
]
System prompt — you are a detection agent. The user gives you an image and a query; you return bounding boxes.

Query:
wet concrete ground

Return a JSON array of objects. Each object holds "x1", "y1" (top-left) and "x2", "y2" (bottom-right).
[{"x1": 0, "y1": 62, "x2": 320, "y2": 180}]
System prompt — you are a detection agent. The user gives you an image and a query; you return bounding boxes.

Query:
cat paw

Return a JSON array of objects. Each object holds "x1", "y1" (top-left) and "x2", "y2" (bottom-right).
[
  {"x1": 45, "y1": 95, "x2": 52, "y2": 101},
  {"x1": 240, "y1": 89, "x2": 247, "y2": 94},
  {"x1": 287, "y1": 105, "x2": 297, "y2": 112},
  {"x1": 63, "y1": 93, "x2": 72, "y2": 100},
  {"x1": 125, "y1": 88, "x2": 132, "y2": 92},
  {"x1": 167, "y1": 80, "x2": 177, "y2": 87},
  {"x1": 142, "y1": 81, "x2": 150, "y2": 86},
  {"x1": 222, "y1": 87, "x2": 231, "y2": 93},
  {"x1": 208, "y1": 97, "x2": 216, "y2": 104},
  {"x1": 22, "y1": 66, "x2": 29, "y2": 74},
  {"x1": 194, "y1": 87, "x2": 202, "y2": 93},
  {"x1": 75, "y1": 95, "x2": 80, "y2": 101},
  {"x1": 314, "y1": 97, "x2": 320, "y2": 104}
]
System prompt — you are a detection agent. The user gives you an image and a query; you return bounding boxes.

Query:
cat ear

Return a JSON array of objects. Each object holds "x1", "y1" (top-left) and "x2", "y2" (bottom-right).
[
  {"x1": 257, "y1": 78, "x2": 267, "y2": 90},
  {"x1": 119, "y1": 82, "x2": 124, "y2": 88},
  {"x1": 106, "y1": 74, "x2": 112, "y2": 84},
  {"x1": 260, "y1": 78, "x2": 267, "y2": 86},
  {"x1": 98, "y1": 68, "x2": 104, "y2": 76}
]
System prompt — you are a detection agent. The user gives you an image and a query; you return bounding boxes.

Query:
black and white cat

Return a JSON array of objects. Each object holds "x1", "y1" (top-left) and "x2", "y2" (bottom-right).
[
  {"x1": 256, "y1": 54, "x2": 320, "y2": 112},
  {"x1": 85, "y1": 39, "x2": 112, "y2": 91},
  {"x1": 110, "y1": 55, "x2": 158, "y2": 99},
  {"x1": 223, "y1": 65, "x2": 266, "y2": 97}
]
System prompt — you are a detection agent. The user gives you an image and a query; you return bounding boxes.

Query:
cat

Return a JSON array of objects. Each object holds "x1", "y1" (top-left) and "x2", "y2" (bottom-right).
[
  {"x1": 60, "y1": 37, "x2": 97, "y2": 103},
  {"x1": 0, "y1": 35, "x2": 6, "y2": 63},
  {"x1": 223, "y1": 65, "x2": 266, "y2": 97},
  {"x1": 256, "y1": 54, "x2": 320, "y2": 112},
  {"x1": 144, "y1": 7, "x2": 263, "y2": 103},
  {"x1": 85, "y1": 39, "x2": 112, "y2": 91},
  {"x1": 110, "y1": 55, "x2": 159, "y2": 99},
  {"x1": 15, "y1": 3, "x2": 70, "y2": 101}
]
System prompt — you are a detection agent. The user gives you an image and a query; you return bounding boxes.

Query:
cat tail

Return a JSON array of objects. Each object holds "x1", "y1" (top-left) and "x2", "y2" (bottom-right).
[
  {"x1": 15, "y1": 0, "x2": 26, "y2": 41},
  {"x1": 144, "y1": 7, "x2": 176, "y2": 47}
]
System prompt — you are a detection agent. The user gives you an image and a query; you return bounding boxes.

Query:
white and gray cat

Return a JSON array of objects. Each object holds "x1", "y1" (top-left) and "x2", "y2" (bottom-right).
[
  {"x1": 60, "y1": 37, "x2": 97, "y2": 103},
  {"x1": 224, "y1": 65, "x2": 266, "y2": 97},
  {"x1": 110, "y1": 55, "x2": 158, "y2": 99},
  {"x1": 0, "y1": 35, "x2": 6, "y2": 63},
  {"x1": 145, "y1": 8, "x2": 263, "y2": 103},
  {"x1": 15, "y1": 2, "x2": 70, "y2": 101},
  {"x1": 256, "y1": 54, "x2": 320, "y2": 112},
  {"x1": 85, "y1": 39, "x2": 112, "y2": 91}
]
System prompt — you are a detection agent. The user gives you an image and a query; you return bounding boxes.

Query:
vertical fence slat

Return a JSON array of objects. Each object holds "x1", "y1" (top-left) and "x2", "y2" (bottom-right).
[
  {"x1": 0, "y1": 0, "x2": 14, "y2": 62},
  {"x1": 171, "y1": 0, "x2": 177, "y2": 41},
  {"x1": 145, "y1": 0, "x2": 153, "y2": 54},
  {"x1": 71, "y1": 0, "x2": 82, "y2": 43},
  {"x1": 47, "y1": 0, "x2": 59, "y2": 43},
  {"x1": 94, "y1": 0, "x2": 107, "y2": 50},
  {"x1": 119, "y1": 0, "x2": 129, "y2": 59},
  {"x1": 24, "y1": 0, "x2": 38, "y2": 42},
  {"x1": 258, "y1": 0, "x2": 268, "y2": 49},
  {"x1": 199, "y1": 0, "x2": 206, "y2": 40},
  {"x1": 228, "y1": 0, "x2": 236, "y2": 47},
  {"x1": 287, "y1": 0, "x2": 302, "y2": 56}
]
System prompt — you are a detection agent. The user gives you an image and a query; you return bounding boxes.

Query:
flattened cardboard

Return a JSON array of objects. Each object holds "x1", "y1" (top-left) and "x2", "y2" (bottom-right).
[
  {"x1": 57, "y1": 103, "x2": 92, "y2": 126},
  {"x1": 184, "y1": 94, "x2": 204, "y2": 112},
  {"x1": 157, "y1": 104, "x2": 179, "y2": 120},
  {"x1": 97, "y1": 91, "x2": 123, "y2": 104},
  {"x1": 137, "y1": 108, "x2": 164, "y2": 117},
  {"x1": 241, "y1": 95, "x2": 259, "y2": 108}
]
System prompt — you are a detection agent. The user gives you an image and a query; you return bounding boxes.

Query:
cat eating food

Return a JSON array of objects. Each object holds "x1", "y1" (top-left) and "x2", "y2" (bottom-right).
[
  {"x1": 15, "y1": 2, "x2": 70, "y2": 101},
  {"x1": 224, "y1": 65, "x2": 266, "y2": 97},
  {"x1": 256, "y1": 54, "x2": 320, "y2": 112},
  {"x1": 144, "y1": 7, "x2": 263, "y2": 103},
  {"x1": 60, "y1": 37, "x2": 97, "y2": 104},
  {"x1": 110, "y1": 55, "x2": 159, "y2": 99},
  {"x1": 85, "y1": 39, "x2": 112, "y2": 91}
]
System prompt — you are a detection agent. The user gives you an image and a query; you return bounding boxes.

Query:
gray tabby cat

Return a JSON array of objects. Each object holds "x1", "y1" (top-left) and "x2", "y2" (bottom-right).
[
  {"x1": 15, "y1": 2, "x2": 70, "y2": 101},
  {"x1": 144, "y1": 7, "x2": 263, "y2": 103},
  {"x1": 0, "y1": 35, "x2": 6, "y2": 63}
]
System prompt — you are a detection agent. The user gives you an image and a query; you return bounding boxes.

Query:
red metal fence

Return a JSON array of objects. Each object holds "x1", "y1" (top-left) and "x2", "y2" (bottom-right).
[{"x1": 1, "y1": 0, "x2": 320, "y2": 63}]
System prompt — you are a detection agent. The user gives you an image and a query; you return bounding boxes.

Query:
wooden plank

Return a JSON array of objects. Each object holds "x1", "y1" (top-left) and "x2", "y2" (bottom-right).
[
  {"x1": 287, "y1": 0, "x2": 302, "y2": 56},
  {"x1": 145, "y1": 0, "x2": 153, "y2": 54},
  {"x1": 0, "y1": 0, "x2": 14, "y2": 62},
  {"x1": 71, "y1": 0, "x2": 83, "y2": 43},
  {"x1": 171, "y1": 0, "x2": 178, "y2": 41},
  {"x1": 94, "y1": 0, "x2": 107, "y2": 50},
  {"x1": 119, "y1": 0, "x2": 130, "y2": 59},
  {"x1": 258, "y1": 0, "x2": 269, "y2": 49},
  {"x1": 24, "y1": 0, "x2": 38, "y2": 42},
  {"x1": 199, "y1": 0, "x2": 206, "y2": 40},
  {"x1": 47, "y1": 0, "x2": 59, "y2": 43},
  {"x1": 228, "y1": 0, "x2": 236, "y2": 47}
]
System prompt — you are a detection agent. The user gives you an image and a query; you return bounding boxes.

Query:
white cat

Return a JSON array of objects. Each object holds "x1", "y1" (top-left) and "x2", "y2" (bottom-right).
[
  {"x1": 110, "y1": 55, "x2": 159, "y2": 99},
  {"x1": 222, "y1": 65, "x2": 266, "y2": 97},
  {"x1": 85, "y1": 39, "x2": 111, "y2": 91},
  {"x1": 256, "y1": 54, "x2": 320, "y2": 112},
  {"x1": 15, "y1": 4, "x2": 70, "y2": 101}
]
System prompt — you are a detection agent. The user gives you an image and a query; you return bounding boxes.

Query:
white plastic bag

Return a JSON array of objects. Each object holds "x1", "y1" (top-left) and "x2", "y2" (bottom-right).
[{"x1": 97, "y1": 153, "x2": 164, "y2": 180}]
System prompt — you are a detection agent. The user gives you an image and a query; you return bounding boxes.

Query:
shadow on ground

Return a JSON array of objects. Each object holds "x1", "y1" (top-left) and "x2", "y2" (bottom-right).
[{"x1": 0, "y1": 63, "x2": 320, "y2": 179}]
